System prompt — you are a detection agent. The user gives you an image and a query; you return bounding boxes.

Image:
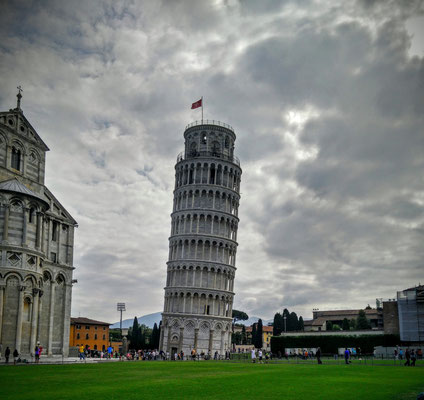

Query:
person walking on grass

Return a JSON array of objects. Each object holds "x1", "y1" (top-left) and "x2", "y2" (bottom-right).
[
  {"x1": 251, "y1": 348, "x2": 256, "y2": 363},
  {"x1": 316, "y1": 347, "x2": 322, "y2": 364},
  {"x1": 258, "y1": 349, "x2": 263, "y2": 364},
  {"x1": 344, "y1": 348, "x2": 350, "y2": 364},
  {"x1": 404, "y1": 348, "x2": 411, "y2": 366},
  {"x1": 411, "y1": 349, "x2": 416, "y2": 367}
]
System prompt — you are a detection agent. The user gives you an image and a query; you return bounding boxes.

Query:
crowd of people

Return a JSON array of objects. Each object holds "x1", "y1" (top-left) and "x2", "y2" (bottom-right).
[{"x1": 395, "y1": 348, "x2": 421, "y2": 366}]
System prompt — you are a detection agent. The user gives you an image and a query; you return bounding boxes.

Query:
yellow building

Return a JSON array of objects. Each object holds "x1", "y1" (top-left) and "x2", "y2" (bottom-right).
[
  {"x1": 69, "y1": 317, "x2": 110, "y2": 352},
  {"x1": 246, "y1": 325, "x2": 273, "y2": 350}
]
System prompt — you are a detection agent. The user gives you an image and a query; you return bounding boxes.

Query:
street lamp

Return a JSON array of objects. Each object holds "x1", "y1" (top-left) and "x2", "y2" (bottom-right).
[
  {"x1": 284, "y1": 315, "x2": 287, "y2": 333},
  {"x1": 117, "y1": 303, "x2": 126, "y2": 336}
]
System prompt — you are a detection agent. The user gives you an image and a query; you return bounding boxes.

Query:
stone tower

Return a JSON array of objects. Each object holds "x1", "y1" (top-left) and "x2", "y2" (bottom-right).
[
  {"x1": 159, "y1": 120, "x2": 241, "y2": 357},
  {"x1": 0, "y1": 91, "x2": 77, "y2": 356}
]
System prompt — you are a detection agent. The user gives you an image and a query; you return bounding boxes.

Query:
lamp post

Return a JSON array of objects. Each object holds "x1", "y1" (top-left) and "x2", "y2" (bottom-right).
[
  {"x1": 117, "y1": 303, "x2": 126, "y2": 337},
  {"x1": 284, "y1": 315, "x2": 287, "y2": 333}
]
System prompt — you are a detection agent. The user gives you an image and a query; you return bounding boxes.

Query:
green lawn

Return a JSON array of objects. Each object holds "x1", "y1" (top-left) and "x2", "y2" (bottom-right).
[{"x1": 1, "y1": 361, "x2": 423, "y2": 400}]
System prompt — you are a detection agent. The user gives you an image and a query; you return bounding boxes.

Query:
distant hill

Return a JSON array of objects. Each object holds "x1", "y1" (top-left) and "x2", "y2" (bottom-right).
[
  {"x1": 110, "y1": 312, "x2": 162, "y2": 329},
  {"x1": 236, "y1": 317, "x2": 273, "y2": 326},
  {"x1": 110, "y1": 312, "x2": 272, "y2": 329}
]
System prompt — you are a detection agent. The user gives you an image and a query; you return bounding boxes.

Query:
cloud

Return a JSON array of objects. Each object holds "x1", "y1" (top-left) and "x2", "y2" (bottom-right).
[{"x1": 0, "y1": 0, "x2": 423, "y2": 322}]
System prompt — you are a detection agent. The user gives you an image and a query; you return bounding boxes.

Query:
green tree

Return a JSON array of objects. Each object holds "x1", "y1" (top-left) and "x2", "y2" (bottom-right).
[
  {"x1": 151, "y1": 323, "x2": 160, "y2": 349},
  {"x1": 288, "y1": 312, "x2": 299, "y2": 331},
  {"x1": 342, "y1": 318, "x2": 350, "y2": 331},
  {"x1": 350, "y1": 319, "x2": 356, "y2": 330},
  {"x1": 273, "y1": 312, "x2": 284, "y2": 336},
  {"x1": 232, "y1": 310, "x2": 249, "y2": 323},
  {"x1": 241, "y1": 325, "x2": 247, "y2": 345},
  {"x1": 298, "y1": 316, "x2": 304, "y2": 331},
  {"x1": 128, "y1": 317, "x2": 141, "y2": 350},
  {"x1": 332, "y1": 324, "x2": 341, "y2": 331},
  {"x1": 109, "y1": 328, "x2": 122, "y2": 341},
  {"x1": 356, "y1": 310, "x2": 371, "y2": 330},
  {"x1": 251, "y1": 323, "x2": 257, "y2": 346},
  {"x1": 326, "y1": 321, "x2": 333, "y2": 331},
  {"x1": 232, "y1": 332, "x2": 242, "y2": 345},
  {"x1": 256, "y1": 319, "x2": 263, "y2": 349}
]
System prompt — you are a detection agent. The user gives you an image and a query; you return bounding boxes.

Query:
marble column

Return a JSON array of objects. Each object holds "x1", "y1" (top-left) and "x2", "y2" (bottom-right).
[
  {"x1": 194, "y1": 328, "x2": 199, "y2": 350},
  {"x1": 3, "y1": 205, "x2": 10, "y2": 243},
  {"x1": 35, "y1": 213, "x2": 42, "y2": 249},
  {"x1": 0, "y1": 284, "x2": 5, "y2": 342},
  {"x1": 220, "y1": 330, "x2": 225, "y2": 356},
  {"x1": 166, "y1": 326, "x2": 171, "y2": 352},
  {"x1": 30, "y1": 288, "x2": 40, "y2": 353},
  {"x1": 15, "y1": 285, "x2": 25, "y2": 352},
  {"x1": 57, "y1": 222, "x2": 61, "y2": 263},
  {"x1": 208, "y1": 329, "x2": 214, "y2": 352},
  {"x1": 36, "y1": 290, "x2": 43, "y2": 345},
  {"x1": 22, "y1": 208, "x2": 28, "y2": 246},
  {"x1": 47, "y1": 281, "x2": 55, "y2": 355},
  {"x1": 178, "y1": 327, "x2": 184, "y2": 353}
]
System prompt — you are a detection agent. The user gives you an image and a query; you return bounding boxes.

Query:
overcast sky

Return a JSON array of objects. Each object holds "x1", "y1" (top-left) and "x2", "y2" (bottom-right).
[{"x1": 1, "y1": 0, "x2": 423, "y2": 323}]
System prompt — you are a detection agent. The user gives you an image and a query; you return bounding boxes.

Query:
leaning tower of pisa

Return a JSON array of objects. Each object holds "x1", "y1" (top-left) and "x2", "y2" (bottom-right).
[{"x1": 159, "y1": 120, "x2": 241, "y2": 357}]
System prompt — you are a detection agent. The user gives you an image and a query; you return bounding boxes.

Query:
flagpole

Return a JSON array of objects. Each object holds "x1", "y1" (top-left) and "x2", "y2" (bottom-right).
[{"x1": 201, "y1": 96, "x2": 203, "y2": 123}]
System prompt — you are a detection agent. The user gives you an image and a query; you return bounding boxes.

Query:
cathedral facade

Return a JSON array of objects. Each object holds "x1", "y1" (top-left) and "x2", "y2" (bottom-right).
[
  {"x1": 0, "y1": 91, "x2": 77, "y2": 356},
  {"x1": 160, "y1": 120, "x2": 241, "y2": 356}
]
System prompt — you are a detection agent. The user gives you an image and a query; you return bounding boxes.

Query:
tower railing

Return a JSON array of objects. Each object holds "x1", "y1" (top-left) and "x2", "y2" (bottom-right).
[
  {"x1": 177, "y1": 151, "x2": 240, "y2": 166},
  {"x1": 185, "y1": 120, "x2": 234, "y2": 132}
]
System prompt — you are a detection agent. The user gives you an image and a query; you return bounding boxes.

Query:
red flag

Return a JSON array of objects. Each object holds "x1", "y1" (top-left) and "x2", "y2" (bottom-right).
[{"x1": 191, "y1": 99, "x2": 202, "y2": 109}]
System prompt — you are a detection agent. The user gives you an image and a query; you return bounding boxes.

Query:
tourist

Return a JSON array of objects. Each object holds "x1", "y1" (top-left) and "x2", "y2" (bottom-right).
[
  {"x1": 251, "y1": 348, "x2": 256, "y2": 363},
  {"x1": 5, "y1": 346, "x2": 10, "y2": 363},
  {"x1": 35, "y1": 344, "x2": 40, "y2": 363},
  {"x1": 316, "y1": 347, "x2": 322, "y2": 364},
  {"x1": 344, "y1": 348, "x2": 350, "y2": 364},
  {"x1": 214, "y1": 351, "x2": 218, "y2": 360},
  {"x1": 13, "y1": 348, "x2": 19, "y2": 364},
  {"x1": 79, "y1": 345, "x2": 85, "y2": 360},
  {"x1": 399, "y1": 348, "x2": 403, "y2": 360},
  {"x1": 258, "y1": 349, "x2": 263, "y2": 363},
  {"x1": 404, "y1": 348, "x2": 411, "y2": 366},
  {"x1": 411, "y1": 349, "x2": 416, "y2": 367},
  {"x1": 191, "y1": 349, "x2": 196, "y2": 361}
]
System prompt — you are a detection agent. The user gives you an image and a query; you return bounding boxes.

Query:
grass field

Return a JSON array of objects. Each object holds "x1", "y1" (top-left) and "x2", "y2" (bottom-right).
[{"x1": 1, "y1": 361, "x2": 423, "y2": 400}]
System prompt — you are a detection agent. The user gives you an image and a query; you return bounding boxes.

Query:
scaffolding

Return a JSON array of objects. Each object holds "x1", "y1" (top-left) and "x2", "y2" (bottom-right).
[{"x1": 397, "y1": 286, "x2": 424, "y2": 342}]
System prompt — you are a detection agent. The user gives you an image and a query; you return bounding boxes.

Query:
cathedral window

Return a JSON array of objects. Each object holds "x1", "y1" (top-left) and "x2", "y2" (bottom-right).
[
  {"x1": 50, "y1": 252, "x2": 57, "y2": 263},
  {"x1": 29, "y1": 208, "x2": 35, "y2": 223},
  {"x1": 103, "y1": 334, "x2": 106, "y2": 340},
  {"x1": 225, "y1": 137, "x2": 229, "y2": 149},
  {"x1": 94, "y1": 334, "x2": 98, "y2": 340},
  {"x1": 86, "y1": 334, "x2": 89, "y2": 339},
  {"x1": 52, "y1": 221, "x2": 58, "y2": 241},
  {"x1": 77, "y1": 333, "x2": 80, "y2": 339},
  {"x1": 11, "y1": 147, "x2": 21, "y2": 170},
  {"x1": 201, "y1": 132, "x2": 207, "y2": 144}
]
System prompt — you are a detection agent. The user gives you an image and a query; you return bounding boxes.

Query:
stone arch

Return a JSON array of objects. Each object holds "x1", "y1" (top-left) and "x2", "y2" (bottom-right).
[{"x1": 55, "y1": 273, "x2": 66, "y2": 285}]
